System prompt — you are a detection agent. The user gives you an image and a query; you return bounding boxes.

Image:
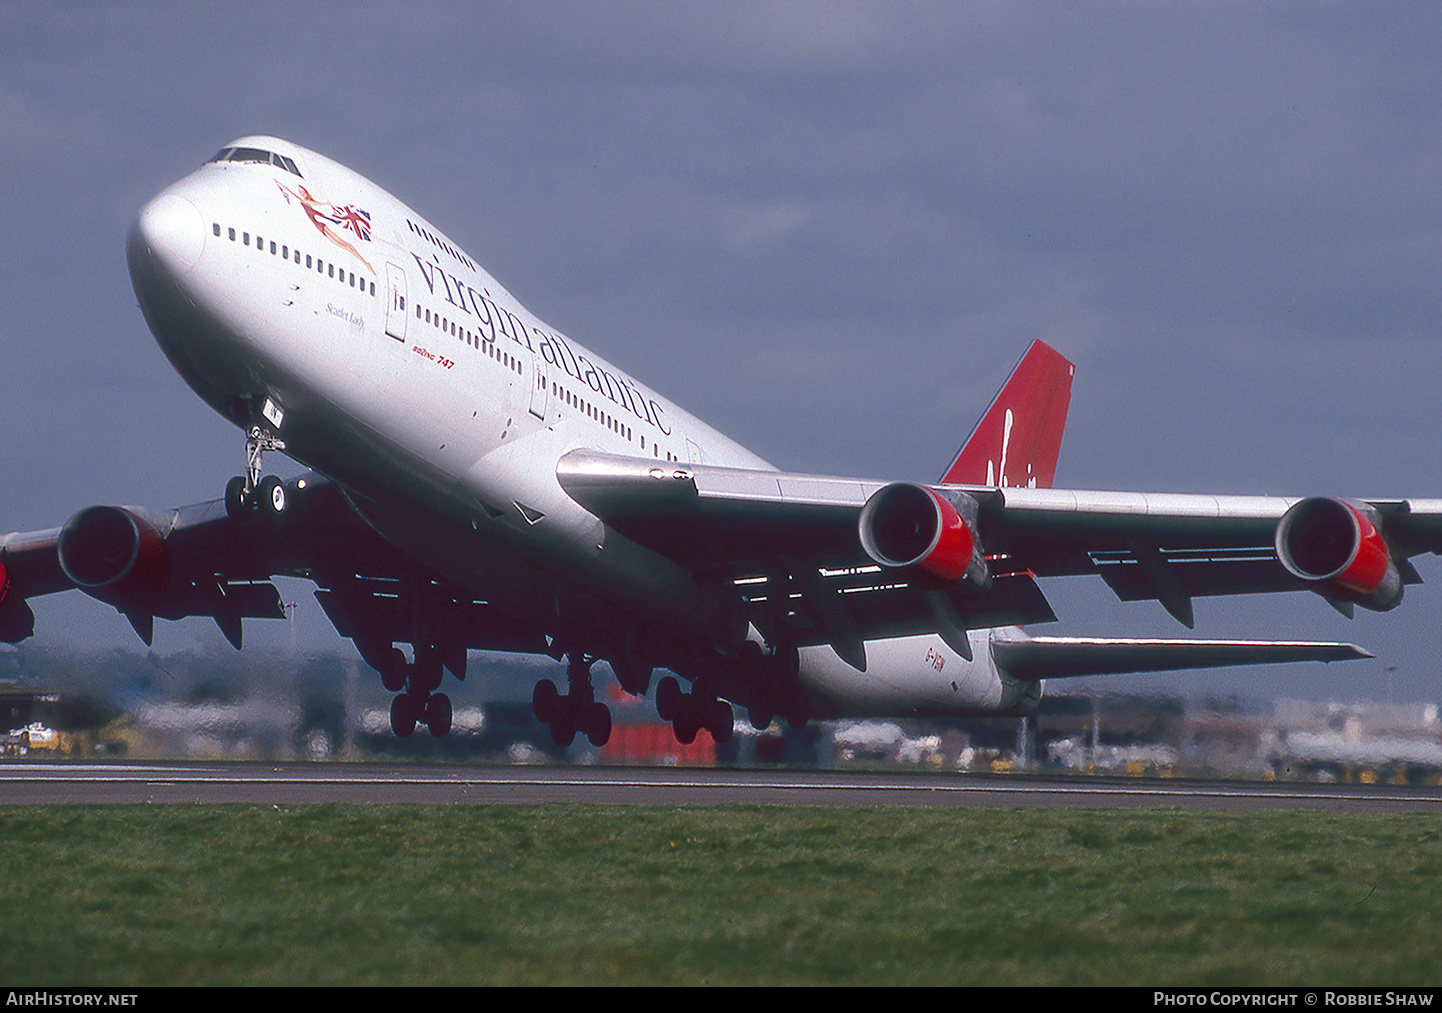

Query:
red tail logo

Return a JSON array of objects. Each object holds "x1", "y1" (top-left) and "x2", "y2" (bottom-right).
[{"x1": 940, "y1": 340, "x2": 1074, "y2": 489}]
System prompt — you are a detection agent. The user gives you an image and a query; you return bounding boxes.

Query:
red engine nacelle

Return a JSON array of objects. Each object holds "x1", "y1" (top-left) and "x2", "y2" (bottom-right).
[
  {"x1": 1275, "y1": 497, "x2": 1403, "y2": 611},
  {"x1": 0, "y1": 558, "x2": 9, "y2": 608},
  {"x1": 57, "y1": 505, "x2": 171, "y2": 596},
  {"x1": 859, "y1": 483, "x2": 990, "y2": 587}
]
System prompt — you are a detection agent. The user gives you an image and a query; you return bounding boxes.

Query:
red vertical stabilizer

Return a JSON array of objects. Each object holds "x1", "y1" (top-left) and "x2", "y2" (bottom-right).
[{"x1": 940, "y1": 339, "x2": 1074, "y2": 489}]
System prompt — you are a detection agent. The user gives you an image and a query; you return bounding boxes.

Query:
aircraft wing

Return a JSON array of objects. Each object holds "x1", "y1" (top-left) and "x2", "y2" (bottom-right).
[
  {"x1": 0, "y1": 499, "x2": 295, "y2": 647},
  {"x1": 558, "y1": 449, "x2": 1442, "y2": 661},
  {"x1": 0, "y1": 477, "x2": 550, "y2": 664}
]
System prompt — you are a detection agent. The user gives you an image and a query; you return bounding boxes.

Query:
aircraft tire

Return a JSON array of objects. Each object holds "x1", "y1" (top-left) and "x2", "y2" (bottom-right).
[
  {"x1": 390, "y1": 694, "x2": 417, "y2": 738},
  {"x1": 655, "y1": 676, "x2": 682, "y2": 722},
  {"x1": 257, "y1": 475, "x2": 286, "y2": 518},
  {"x1": 426, "y1": 692, "x2": 453, "y2": 737},
  {"x1": 224, "y1": 476, "x2": 249, "y2": 518},
  {"x1": 772, "y1": 641, "x2": 800, "y2": 682},
  {"x1": 532, "y1": 679, "x2": 560, "y2": 723},
  {"x1": 707, "y1": 699, "x2": 733, "y2": 744},
  {"x1": 585, "y1": 702, "x2": 612, "y2": 748},
  {"x1": 673, "y1": 716, "x2": 698, "y2": 745},
  {"x1": 379, "y1": 647, "x2": 407, "y2": 692},
  {"x1": 550, "y1": 711, "x2": 576, "y2": 748}
]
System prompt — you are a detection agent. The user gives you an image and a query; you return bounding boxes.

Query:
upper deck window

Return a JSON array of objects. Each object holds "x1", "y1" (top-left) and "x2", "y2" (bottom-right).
[{"x1": 208, "y1": 147, "x2": 303, "y2": 178}]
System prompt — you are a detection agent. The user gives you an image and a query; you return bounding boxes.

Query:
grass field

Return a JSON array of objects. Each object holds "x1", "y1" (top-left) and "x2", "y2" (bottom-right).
[{"x1": 0, "y1": 803, "x2": 1437, "y2": 986}]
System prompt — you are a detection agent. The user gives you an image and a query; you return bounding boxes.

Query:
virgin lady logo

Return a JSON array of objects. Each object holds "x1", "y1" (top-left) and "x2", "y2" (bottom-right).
[{"x1": 276, "y1": 180, "x2": 374, "y2": 273}]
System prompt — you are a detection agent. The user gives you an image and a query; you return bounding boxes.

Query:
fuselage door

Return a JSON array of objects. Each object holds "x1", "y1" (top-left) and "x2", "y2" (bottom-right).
[
  {"x1": 527, "y1": 346, "x2": 550, "y2": 421},
  {"x1": 384, "y1": 262, "x2": 407, "y2": 342}
]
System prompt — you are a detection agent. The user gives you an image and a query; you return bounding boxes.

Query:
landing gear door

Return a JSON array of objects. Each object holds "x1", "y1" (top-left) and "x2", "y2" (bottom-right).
[{"x1": 384, "y1": 262, "x2": 407, "y2": 342}]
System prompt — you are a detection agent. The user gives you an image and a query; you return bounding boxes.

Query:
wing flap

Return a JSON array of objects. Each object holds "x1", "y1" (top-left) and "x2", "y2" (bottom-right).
[{"x1": 739, "y1": 569, "x2": 1056, "y2": 648}]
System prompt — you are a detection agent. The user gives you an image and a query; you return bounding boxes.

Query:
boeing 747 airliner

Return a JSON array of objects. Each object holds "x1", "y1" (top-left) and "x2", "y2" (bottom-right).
[{"x1": 5, "y1": 137, "x2": 1432, "y2": 746}]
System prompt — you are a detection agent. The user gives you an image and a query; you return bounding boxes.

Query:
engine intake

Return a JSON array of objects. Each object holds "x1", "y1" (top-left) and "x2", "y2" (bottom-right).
[
  {"x1": 57, "y1": 506, "x2": 170, "y2": 593},
  {"x1": 859, "y1": 484, "x2": 990, "y2": 587},
  {"x1": 1275, "y1": 497, "x2": 1402, "y2": 611}
]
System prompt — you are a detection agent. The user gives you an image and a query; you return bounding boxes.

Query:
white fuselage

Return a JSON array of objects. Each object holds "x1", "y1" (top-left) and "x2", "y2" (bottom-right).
[{"x1": 126, "y1": 136, "x2": 1036, "y2": 719}]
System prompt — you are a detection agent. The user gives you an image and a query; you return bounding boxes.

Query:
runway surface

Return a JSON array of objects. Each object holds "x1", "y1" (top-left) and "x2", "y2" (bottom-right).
[{"x1": 2, "y1": 761, "x2": 1440, "y2": 811}]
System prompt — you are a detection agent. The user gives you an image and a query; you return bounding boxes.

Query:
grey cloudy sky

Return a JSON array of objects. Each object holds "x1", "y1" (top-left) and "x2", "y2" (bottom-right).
[{"x1": 3, "y1": 2, "x2": 1441, "y2": 702}]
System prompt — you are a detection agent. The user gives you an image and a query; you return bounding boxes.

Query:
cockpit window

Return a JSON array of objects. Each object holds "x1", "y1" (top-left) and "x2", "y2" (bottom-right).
[{"x1": 207, "y1": 146, "x2": 302, "y2": 178}]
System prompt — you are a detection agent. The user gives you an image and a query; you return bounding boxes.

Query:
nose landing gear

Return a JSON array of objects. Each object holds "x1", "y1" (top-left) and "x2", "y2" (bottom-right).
[{"x1": 225, "y1": 426, "x2": 288, "y2": 519}]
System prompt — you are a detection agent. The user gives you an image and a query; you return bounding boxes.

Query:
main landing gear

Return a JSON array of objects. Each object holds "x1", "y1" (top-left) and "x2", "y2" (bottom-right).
[
  {"x1": 526, "y1": 640, "x2": 807, "y2": 748},
  {"x1": 653, "y1": 641, "x2": 807, "y2": 744},
  {"x1": 732, "y1": 640, "x2": 808, "y2": 733},
  {"x1": 380, "y1": 644, "x2": 454, "y2": 738},
  {"x1": 654, "y1": 674, "x2": 734, "y2": 745},
  {"x1": 532, "y1": 654, "x2": 612, "y2": 748},
  {"x1": 225, "y1": 426, "x2": 288, "y2": 519}
]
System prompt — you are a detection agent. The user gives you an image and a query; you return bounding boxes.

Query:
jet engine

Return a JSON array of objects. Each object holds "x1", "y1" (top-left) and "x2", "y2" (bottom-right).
[
  {"x1": 1274, "y1": 497, "x2": 1403, "y2": 611},
  {"x1": 0, "y1": 557, "x2": 33, "y2": 644},
  {"x1": 57, "y1": 505, "x2": 171, "y2": 596},
  {"x1": 859, "y1": 484, "x2": 990, "y2": 588}
]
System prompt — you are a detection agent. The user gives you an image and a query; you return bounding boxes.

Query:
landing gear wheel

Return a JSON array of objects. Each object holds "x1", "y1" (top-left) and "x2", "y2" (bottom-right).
[
  {"x1": 550, "y1": 712, "x2": 576, "y2": 748},
  {"x1": 390, "y1": 694, "x2": 417, "y2": 738},
  {"x1": 257, "y1": 475, "x2": 286, "y2": 517},
  {"x1": 426, "y1": 692, "x2": 453, "y2": 737},
  {"x1": 656, "y1": 676, "x2": 682, "y2": 723},
  {"x1": 585, "y1": 701, "x2": 612, "y2": 748},
  {"x1": 379, "y1": 647, "x2": 407, "y2": 693},
  {"x1": 748, "y1": 701, "x2": 774, "y2": 731},
  {"x1": 225, "y1": 476, "x2": 249, "y2": 518},
  {"x1": 532, "y1": 679, "x2": 561, "y2": 724},
  {"x1": 673, "y1": 708, "x2": 699, "y2": 745},
  {"x1": 707, "y1": 698, "x2": 734, "y2": 744}
]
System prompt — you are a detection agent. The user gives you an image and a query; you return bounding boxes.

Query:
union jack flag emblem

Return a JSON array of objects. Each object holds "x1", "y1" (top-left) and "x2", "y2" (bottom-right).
[{"x1": 331, "y1": 204, "x2": 371, "y2": 241}]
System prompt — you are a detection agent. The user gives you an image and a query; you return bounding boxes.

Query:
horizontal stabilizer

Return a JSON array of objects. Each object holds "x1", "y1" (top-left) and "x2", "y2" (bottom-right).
[{"x1": 991, "y1": 633, "x2": 1370, "y2": 682}]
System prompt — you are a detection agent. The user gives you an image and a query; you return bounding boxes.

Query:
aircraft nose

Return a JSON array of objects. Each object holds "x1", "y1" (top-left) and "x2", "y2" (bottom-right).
[{"x1": 130, "y1": 193, "x2": 206, "y2": 276}]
